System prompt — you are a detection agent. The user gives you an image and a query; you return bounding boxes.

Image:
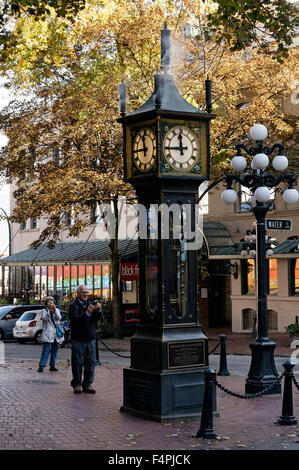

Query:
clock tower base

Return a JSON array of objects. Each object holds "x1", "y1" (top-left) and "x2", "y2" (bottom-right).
[{"x1": 121, "y1": 325, "x2": 216, "y2": 421}]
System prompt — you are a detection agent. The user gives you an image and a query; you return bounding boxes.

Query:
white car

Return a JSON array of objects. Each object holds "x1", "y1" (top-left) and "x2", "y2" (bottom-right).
[{"x1": 13, "y1": 310, "x2": 44, "y2": 344}]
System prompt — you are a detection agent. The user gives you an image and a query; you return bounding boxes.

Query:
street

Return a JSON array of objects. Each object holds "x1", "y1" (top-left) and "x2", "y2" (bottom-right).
[{"x1": 2, "y1": 340, "x2": 298, "y2": 377}]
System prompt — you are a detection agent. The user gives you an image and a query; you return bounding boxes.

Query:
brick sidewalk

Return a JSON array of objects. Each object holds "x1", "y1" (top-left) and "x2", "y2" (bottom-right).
[{"x1": 0, "y1": 359, "x2": 298, "y2": 451}]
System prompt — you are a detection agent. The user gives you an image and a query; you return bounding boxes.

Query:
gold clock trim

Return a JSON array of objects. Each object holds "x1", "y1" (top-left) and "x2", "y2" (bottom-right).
[
  {"x1": 132, "y1": 127, "x2": 157, "y2": 173},
  {"x1": 163, "y1": 125, "x2": 200, "y2": 172}
]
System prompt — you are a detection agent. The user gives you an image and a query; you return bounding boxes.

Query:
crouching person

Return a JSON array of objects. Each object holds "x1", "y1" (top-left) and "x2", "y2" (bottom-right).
[{"x1": 68, "y1": 285, "x2": 102, "y2": 394}]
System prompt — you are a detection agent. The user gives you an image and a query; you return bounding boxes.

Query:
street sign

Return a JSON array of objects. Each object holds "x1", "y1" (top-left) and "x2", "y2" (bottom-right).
[{"x1": 266, "y1": 219, "x2": 292, "y2": 231}]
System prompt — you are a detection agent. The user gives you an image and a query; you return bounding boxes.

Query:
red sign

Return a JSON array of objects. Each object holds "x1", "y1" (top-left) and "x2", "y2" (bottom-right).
[
  {"x1": 120, "y1": 262, "x2": 139, "y2": 280},
  {"x1": 124, "y1": 309, "x2": 140, "y2": 323}
]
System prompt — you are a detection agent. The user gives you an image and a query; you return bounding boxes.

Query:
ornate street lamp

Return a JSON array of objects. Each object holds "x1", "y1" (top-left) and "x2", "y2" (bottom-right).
[{"x1": 222, "y1": 124, "x2": 298, "y2": 394}]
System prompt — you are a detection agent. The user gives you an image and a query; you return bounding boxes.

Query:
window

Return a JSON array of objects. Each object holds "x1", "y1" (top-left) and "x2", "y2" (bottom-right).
[
  {"x1": 241, "y1": 259, "x2": 255, "y2": 294},
  {"x1": 19, "y1": 311, "x2": 36, "y2": 321},
  {"x1": 65, "y1": 212, "x2": 72, "y2": 227},
  {"x1": 290, "y1": 259, "x2": 299, "y2": 295},
  {"x1": 267, "y1": 259, "x2": 278, "y2": 295},
  {"x1": 238, "y1": 185, "x2": 252, "y2": 212},
  {"x1": 20, "y1": 221, "x2": 27, "y2": 230},
  {"x1": 30, "y1": 218, "x2": 37, "y2": 229},
  {"x1": 242, "y1": 308, "x2": 256, "y2": 330},
  {"x1": 198, "y1": 181, "x2": 209, "y2": 215},
  {"x1": 238, "y1": 184, "x2": 275, "y2": 213}
]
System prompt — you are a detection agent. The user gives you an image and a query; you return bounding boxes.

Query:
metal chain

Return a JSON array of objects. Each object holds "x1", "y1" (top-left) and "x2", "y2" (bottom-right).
[
  {"x1": 98, "y1": 337, "x2": 131, "y2": 358},
  {"x1": 208, "y1": 342, "x2": 220, "y2": 355},
  {"x1": 215, "y1": 371, "x2": 285, "y2": 399},
  {"x1": 292, "y1": 374, "x2": 299, "y2": 392}
]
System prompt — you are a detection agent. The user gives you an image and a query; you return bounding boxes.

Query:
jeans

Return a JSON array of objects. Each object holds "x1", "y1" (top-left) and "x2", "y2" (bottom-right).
[
  {"x1": 71, "y1": 339, "x2": 96, "y2": 388},
  {"x1": 39, "y1": 341, "x2": 59, "y2": 367}
]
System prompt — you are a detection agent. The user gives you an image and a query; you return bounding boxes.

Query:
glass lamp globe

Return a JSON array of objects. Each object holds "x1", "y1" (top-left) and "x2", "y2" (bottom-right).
[
  {"x1": 250, "y1": 124, "x2": 268, "y2": 141},
  {"x1": 241, "y1": 250, "x2": 248, "y2": 257},
  {"x1": 254, "y1": 186, "x2": 271, "y2": 202},
  {"x1": 250, "y1": 250, "x2": 256, "y2": 257},
  {"x1": 231, "y1": 156, "x2": 247, "y2": 172},
  {"x1": 283, "y1": 188, "x2": 299, "y2": 204},
  {"x1": 266, "y1": 249, "x2": 274, "y2": 256},
  {"x1": 221, "y1": 189, "x2": 237, "y2": 204},
  {"x1": 253, "y1": 153, "x2": 269, "y2": 170},
  {"x1": 272, "y1": 155, "x2": 288, "y2": 172},
  {"x1": 244, "y1": 235, "x2": 250, "y2": 242}
]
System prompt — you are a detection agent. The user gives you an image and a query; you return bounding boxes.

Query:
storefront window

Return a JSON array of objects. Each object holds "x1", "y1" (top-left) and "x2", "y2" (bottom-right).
[
  {"x1": 34, "y1": 266, "x2": 40, "y2": 298},
  {"x1": 71, "y1": 265, "x2": 77, "y2": 295},
  {"x1": 268, "y1": 259, "x2": 278, "y2": 295},
  {"x1": 56, "y1": 266, "x2": 63, "y2": 301},
  {"x1": 86, "y1": 265, "x2": 93, "y2": 292},
  {"x1": 102, "y1": 264, "x2": 110, "y2": 301},
  {"x1": 41, "y1": 266, "x2": 47, "y2": 298},
  {"x1": 241, "y1": 259, "x2": 255, "y2": 294},
  {"x1": 63, "y1": 265, "x2": 70, "y2": 297},
  {"x1": 290, "y1": 259, "x2": 299, "y2": 295},
  {"x1": 94, "y1": 265, "x2": 101, "y2": 298},
  {"x1": 78, "y1": 265, "x2": 85, "y2": 286},
  {"x1": 48, "y1": 266, "x2": 54, "y2": 296}
]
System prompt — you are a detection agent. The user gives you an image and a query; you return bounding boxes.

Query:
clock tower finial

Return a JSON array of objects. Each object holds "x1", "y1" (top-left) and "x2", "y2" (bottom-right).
[{"x1": 161, "y1": 22, "x2": 170, "y2": 73}]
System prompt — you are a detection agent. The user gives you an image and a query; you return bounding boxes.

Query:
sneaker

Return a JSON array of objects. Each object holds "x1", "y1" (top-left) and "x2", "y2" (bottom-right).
[
  {"x1": 83, "y1": 385, "x2": 96, "y2": 394},
  {"x1": 37, "y1": 365, "x2": 44, "y2": 373},
  {"x1": 73, "y1": 385, "x2": 83, "y2": 394},
  {"x1": 49, "y1": 366, "x2": 58, "y2": 371}
]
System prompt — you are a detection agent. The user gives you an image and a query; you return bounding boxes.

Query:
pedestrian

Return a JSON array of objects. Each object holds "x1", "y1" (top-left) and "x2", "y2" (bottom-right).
[
  {"x1": 37, "y1": 296, "x2": 64, "y2": 373},
  {"x1": 68, "y1": 285, "x2": 102, "y2": 394}
]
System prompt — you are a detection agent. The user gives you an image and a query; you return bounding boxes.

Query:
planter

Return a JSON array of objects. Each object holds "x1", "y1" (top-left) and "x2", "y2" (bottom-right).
[{"x1": 289, "y1": 334, "x2": 299, "y2": 346}]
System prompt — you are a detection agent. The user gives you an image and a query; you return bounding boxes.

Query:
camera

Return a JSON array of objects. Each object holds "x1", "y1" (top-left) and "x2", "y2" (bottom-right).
[{"x1": 90, "y1": 301, "x2": 97, "y2": 306}]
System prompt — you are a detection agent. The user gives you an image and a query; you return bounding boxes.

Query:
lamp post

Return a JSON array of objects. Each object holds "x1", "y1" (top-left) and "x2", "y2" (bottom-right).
[{"x1": 222, "y1": 124, "x2": 298, "y2": 394}]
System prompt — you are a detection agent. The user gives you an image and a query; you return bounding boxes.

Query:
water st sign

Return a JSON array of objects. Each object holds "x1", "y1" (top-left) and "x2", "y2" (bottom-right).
[{"x1": 266, "y1": 219, "x2": 292, "y2": 231}]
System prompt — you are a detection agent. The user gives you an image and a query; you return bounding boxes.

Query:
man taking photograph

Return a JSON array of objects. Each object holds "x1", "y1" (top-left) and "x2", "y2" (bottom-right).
[{"x1": 68, "y1": 285, "x2": 102, "y2": 394}]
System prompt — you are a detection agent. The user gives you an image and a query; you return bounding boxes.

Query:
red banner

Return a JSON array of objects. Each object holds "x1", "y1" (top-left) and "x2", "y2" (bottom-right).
[{"x1": 120, "y1": 262, "x2": 139, "y2": 280}]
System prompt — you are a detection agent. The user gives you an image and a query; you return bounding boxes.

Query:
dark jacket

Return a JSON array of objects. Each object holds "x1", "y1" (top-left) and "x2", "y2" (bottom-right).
[{"x1": 68, "y1": 299, "x2": 102, "y2": 342}]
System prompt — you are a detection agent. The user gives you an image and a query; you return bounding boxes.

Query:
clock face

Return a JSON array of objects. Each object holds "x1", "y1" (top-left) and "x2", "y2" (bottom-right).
[
  {"x1": 132, "y1": 128, "x2": 156, "y2": 172},
  {"x1": 163, "y1": 126, "x2": 200, "y2": 171}
]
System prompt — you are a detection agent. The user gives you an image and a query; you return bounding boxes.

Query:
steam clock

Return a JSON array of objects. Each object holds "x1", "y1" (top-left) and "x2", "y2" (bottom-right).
[{"x1": 118, "y1": 25, "x2": 215, "y2": 420}]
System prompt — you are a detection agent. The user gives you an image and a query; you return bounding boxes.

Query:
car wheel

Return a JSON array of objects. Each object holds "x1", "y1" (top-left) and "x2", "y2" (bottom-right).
[
  {"x1": 0, "y1": 329, "x2": 4, "y2": 341},
  {"x1": 34, "y1": 331, "x2": 43, "y2": 345}
]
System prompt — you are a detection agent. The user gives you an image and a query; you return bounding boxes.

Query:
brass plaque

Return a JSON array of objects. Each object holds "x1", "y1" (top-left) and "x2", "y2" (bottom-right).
[{"x1": 168, "y1": 340, "x2": 206, "y2": 369}]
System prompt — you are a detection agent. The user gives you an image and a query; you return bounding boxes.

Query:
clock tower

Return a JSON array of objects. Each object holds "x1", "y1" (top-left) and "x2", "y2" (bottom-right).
[{"x1": 118, "y1": 24, "x2": 215, "y2": 421}]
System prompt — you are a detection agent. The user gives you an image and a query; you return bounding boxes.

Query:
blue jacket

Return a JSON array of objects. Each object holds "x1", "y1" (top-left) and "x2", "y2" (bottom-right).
[{"x1": 68, "y1": 298, "x2": 102, "y2": 342}]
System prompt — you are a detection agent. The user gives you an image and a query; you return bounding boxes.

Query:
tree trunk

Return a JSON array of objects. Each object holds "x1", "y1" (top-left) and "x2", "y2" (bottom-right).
[{"x1": 110, "y1": 198, "x2": 121, "y2": 338}]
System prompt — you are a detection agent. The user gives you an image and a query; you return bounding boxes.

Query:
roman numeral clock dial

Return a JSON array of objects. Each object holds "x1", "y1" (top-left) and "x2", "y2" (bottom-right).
[
  {"x1": 132, "y1": 128, "x2": 156, "y2": 172},
  {"x1": 163, "y1": 126, "x2": 200, "y2": 172}
]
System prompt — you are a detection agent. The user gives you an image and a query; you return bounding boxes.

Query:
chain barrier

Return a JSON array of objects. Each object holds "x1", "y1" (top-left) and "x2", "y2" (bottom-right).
[
  {"x1": 292, "y1": 374, "x2": 299, "y2": 392},
  {"x1": 208, "y1": 341, "x2": 220, "y2": 355},
  {"x1": 215, "y1": 371, "x2": 285, "y2": 399},
  {"x1": 98, "y1": 336, "x2": 131, "y2": 358}
]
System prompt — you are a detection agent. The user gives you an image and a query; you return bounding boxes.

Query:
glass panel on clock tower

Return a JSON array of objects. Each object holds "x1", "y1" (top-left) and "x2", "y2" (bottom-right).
[
  {"x1": 169, "y1": 206, "x2": 189, "y2": 319},
  {"x1": 145, "y1": 208, "x2": 158, "y2": 319}
]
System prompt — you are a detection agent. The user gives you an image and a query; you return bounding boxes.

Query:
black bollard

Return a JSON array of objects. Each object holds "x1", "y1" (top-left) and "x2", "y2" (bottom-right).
[
  {"x1": 196, "y1": 368, "x2": 217, "y2": 439},
  {"x1": 277, "y1": 361, "x2": 297, "y2": 425},
  {"x1": 217, "y1": 334, "x2": 230, "y2": 376}
]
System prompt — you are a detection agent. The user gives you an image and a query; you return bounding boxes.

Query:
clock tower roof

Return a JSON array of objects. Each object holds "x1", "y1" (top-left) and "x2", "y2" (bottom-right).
[{"x1": 128, "y1": 72, "x2": 205, "y2": 119}]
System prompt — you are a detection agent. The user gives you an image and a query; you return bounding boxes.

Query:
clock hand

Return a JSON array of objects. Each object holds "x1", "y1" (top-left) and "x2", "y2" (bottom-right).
[
  {"x1": 165, "y1": 133, "x2": 188, "y2": 155},
  {"x1": 133, "y1": 146, "x2": 148, "y2": 154},
  {"x1": 177, "y1": 133, "x2": 187, "y2": 155}
]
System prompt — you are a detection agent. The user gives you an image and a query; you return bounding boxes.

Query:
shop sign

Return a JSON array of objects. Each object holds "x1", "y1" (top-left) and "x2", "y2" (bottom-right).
[{"x1": 120, "y1": 262, "x2": 139, "y2": 280}]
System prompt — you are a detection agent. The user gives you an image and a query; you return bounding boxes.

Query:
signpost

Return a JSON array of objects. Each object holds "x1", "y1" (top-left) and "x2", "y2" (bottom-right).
[{"x1": 266, "y1": 219, "x2": 292, "y2": 231}]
